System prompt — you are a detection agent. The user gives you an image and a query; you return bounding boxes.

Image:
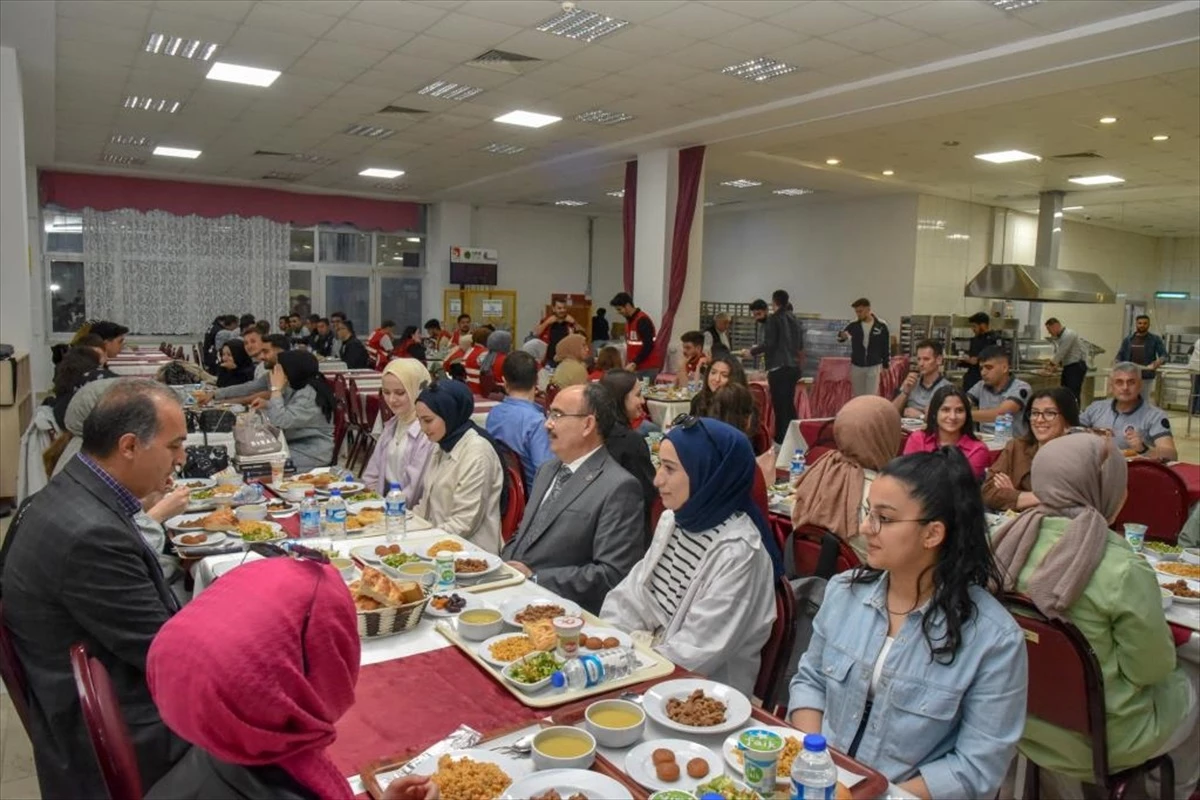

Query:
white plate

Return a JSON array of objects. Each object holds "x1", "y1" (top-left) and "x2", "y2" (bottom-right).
[
  {"x1": 624, "y1": 739, "x2": 723, "y2": 794},
  {"x1": 165, "y1": 512, "x2": 225, "y2": 532},
  {"x1": 454, "y1": 551, "x2": 504, "y2": 579},
  {"x1": 1158, "y1": 576, "x2": 1200, "y2": 604},
  {"x1": 721, "y1": 725, "x2": 807, "y2": 786},
  {"x1": 319, "y1": 481, "x2": 365, "y2": 496},
  {"x1": 169, "y1": 531, "x2": 227, "y2": 548},
  {"x1": 498, "y1": 596, "x2": 583, "y2": 628},
  {"x1": 503, "y1": 769, "x2": 632, "y2": 800},
  {"x1": 173, "y1": 477, "x2": 215, "y2": 490},
  {"x1": 1155, "y1": 564, "x2": 1200, "y2": 583},
  {"x1": 425, "y1": 592, "x2": 484, "y2": 618},
  {"x1": 574, "y1": 626, "x2": 633, "y2": 652},
  {"x1": 477, "y1": 633, "x2": 545, "y2": 667},
  {"x1": 347, "y1": 500, "x2": 385, "y2": 514},
  {"x1": 643, "y1": 678, "x2": 753, "y2": 735},
  {"x1": 225, "y1": 520, "x2": 285, "y2": 542},
  {"x1": 409, "y1": 748, "x2": 530, "y2": 790},
  {"x1": 1183, "y1": 548, "x2": 1199, "y2": 565}
]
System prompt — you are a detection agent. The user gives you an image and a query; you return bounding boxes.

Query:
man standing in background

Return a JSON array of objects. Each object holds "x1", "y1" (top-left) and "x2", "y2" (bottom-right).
[
  {"x1": 958, "y1": 312, "x2": 1000, "y2": 392},
  {"x1": 839, "y1": 298, "x2": 890, "y2": 397},
  {"x1": 591, "y1": 307, "x2": 610, "y2": 344},
  {"x1": 534, "y1": 299, "x2": 578, "y2": 367},
  {"x1": 1116, "y1": 314, "x2": 1167, "y2": 400},
  {"x1": 1045, "y1": 317, "x2": 1087, "y2": 402},
  {"x1": 611, "y1": 292, "x2": 660, "y2": 379},
  {"x1": 746, "y1": 291, "x2": 804, "y2": 444},
  {"x1": 703, "y1": 312, "x2": 733, "y2": 362}
]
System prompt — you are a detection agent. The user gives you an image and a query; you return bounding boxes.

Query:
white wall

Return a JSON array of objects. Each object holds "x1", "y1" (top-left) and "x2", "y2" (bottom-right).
[
  {"x1": 913, "y1": 195, "x2": 994, "y2": 316},
  {"x1": 0, "y1": 46, "x2": 32, "y2": 360},
  {"x1": 701, "y1": 194, "x2": 920, "y2": 328},
  {"x1": 1154, "y1": 237, "x2": 1200, "y2": 331}
]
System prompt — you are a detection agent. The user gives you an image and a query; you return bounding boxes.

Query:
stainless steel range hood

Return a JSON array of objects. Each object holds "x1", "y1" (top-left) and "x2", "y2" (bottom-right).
[{"x1": 965, "y1": 263, "x2": 1116, "y2": 304}]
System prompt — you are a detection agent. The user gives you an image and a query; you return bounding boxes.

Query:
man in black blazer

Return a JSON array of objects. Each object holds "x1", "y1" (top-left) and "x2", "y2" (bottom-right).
[
  {"x1": 503, "y1": 384, "x2": 645, "y2": 613},
  {"x1": 0, "y1": 378, "x2": 190, "y2": 799}
]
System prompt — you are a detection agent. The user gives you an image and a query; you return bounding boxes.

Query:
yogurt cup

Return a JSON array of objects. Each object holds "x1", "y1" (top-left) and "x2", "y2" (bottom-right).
[
  {"x1": 553, "y1": 615, "x2": 584, "y2": 659},
  {"x1": 737, "y1": 728, "x2": 784, "y2": 796},
  {"x1": 1124, "y1": 523, "x2": 1148, "y2": 553}
]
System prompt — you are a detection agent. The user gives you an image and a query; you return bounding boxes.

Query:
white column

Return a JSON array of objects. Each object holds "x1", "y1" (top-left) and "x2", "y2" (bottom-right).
[
  {"x1": 425, "y1": 201, "x2": 472, "y2": 325},
  {"x1": 0, "y1": 46, "x2": 32, "y2": 358},
  {"x1": 633, "y1": 148, "x2": 676, "y2": 321}
]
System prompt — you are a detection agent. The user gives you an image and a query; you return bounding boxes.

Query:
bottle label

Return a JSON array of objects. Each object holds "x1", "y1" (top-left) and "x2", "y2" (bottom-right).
[
  {"x1": 790, "y1": 779, "x2": 835, "y2": 800},
  {"x1": 326, "y1": 507, "x2": 346, "y2": 523},
  {"x1": 386, "y1": 498, "x2": 405, "y2": 515},
  {"x1": 578, "y1": 654, "x2": 604, "y2": 687},
  {"x1": 300, "y1": 510, "x2": 320, "y2": 527}
]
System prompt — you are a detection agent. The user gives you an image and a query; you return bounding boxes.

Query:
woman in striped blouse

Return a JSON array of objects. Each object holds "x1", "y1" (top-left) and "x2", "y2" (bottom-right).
[{"x1": 600, "y1": 417, "x2": 781, "y2": 695}]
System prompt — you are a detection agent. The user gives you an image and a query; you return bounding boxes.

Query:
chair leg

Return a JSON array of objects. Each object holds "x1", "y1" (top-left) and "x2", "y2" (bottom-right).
[
  {"x1": 1157, "y1": 757, "x2": 1175, "y2": 800},
  {"x1": 1023, "y1": 762, "x2": 1040, "y2": 800}
]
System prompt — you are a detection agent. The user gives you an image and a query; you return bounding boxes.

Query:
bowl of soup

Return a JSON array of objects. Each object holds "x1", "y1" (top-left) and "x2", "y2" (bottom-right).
[
  {"x1": 457, "y1": 608, "x2": 504, "y2": 641},
  {"x1": 585, "y1": 699, "x2": 646, "y2": 747},
  {"x1": 531, "y1": 726, "x2": 596, "y2": 771}
]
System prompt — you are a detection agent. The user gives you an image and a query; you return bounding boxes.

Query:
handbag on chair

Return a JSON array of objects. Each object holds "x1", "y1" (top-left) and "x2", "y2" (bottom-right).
[{"x1": 233, "y1": 411, "x2": 283, "y2": 457}]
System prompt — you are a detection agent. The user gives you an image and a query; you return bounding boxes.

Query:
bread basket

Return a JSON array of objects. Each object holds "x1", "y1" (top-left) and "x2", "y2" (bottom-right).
[{"x1": 357, "y1": 590, "x2": 431, "y2": 639}]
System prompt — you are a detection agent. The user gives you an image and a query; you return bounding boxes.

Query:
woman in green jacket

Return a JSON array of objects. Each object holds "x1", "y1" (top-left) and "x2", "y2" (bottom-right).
[{"x1": 993, "y1": 433, "x2": 1196, "y2": 796}]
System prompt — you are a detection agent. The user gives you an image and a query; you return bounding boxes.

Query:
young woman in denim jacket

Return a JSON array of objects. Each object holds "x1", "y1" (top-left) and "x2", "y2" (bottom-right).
[{"x1": 788, "y1": 448, "x2": 1027, "y2": 799}]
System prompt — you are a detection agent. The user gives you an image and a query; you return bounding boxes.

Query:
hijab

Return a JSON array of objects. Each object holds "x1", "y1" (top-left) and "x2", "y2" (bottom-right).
[
  {"x1": 417, "y1": 378, "x2": 495, "y2": 454},
  {"x1": 276, "y1": 350, "x2": 335, "y2": 422},
  {"x1": 554, "y1": 333, "x2": 588, "y2": 363},
  {"x1": 480, "y1": 329, "x2": 512, "y2": 377},
  {"x1": 667, "y1": 418, "x2": 784, "y2": 578},
  {"x1": 381, "y1": 357, "x2": 430, "y2": 428},
  {"x1": 992, "y1": 433, "x2": 1127, "y2": 619},
  {"x1": 218, "y1": 339, "x2": 256, "y2": 387},
  {"x1": 791, "y1": 395, "x2": 901, "y2": 542},
  {"x1": 147, "y1": 558, "x2": 360, "y2": 799}
]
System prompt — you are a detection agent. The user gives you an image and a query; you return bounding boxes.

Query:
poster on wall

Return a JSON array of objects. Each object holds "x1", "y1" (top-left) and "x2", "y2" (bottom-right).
[
  {"x1": 482, "y1": 299, "x2": 504, "y2": 317},
  {"x1": 449, "y1": 298, "x2": 463, "y2": 315}
]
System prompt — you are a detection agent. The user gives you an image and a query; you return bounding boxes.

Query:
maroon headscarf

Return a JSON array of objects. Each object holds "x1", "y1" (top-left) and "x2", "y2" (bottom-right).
[{"x1": 147, "y1": 558, "x2": 360, "y2": 798}]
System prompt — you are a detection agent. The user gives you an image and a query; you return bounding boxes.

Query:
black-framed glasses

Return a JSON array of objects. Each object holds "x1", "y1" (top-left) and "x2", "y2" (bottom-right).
[
  {"x1": 670, "y1": 414, "x2": 720, "y2": 450},
  {"x1": 547, "y1": 408, "x2": 593, "y2": 422},
  {"x1": 859, "y1": 503, "x2": 933, "y2": 535},
  {"x1": 1029, "y1": 409, "x2": 1061, "y2": 421}
]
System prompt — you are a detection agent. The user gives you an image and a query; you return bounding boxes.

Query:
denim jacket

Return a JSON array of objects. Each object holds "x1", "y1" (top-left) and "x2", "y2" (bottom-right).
[{"x1": 787, "y1": 573, "x2": 1027, "y2": 799}]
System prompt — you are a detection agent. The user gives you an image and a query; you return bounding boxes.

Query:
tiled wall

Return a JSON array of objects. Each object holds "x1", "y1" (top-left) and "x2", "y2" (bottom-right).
[
  {"x1": 1154, "y1": 237, "x2": 1200, "y2": 330},
  {"x1": 913, "y1": 195, "x2": 994, "y2": 316}
]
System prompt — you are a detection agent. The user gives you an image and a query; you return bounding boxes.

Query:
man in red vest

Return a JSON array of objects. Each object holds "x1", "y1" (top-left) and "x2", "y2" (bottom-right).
[
  {"x1": 365, "y1": 320, "x2": 397, "y2": 371},
  {"x1": 611, "y1": 292, "x2": 660, "y2": 379},
  {"x1": 449, "y1": 313, "x2": 473, "y2": 347}
]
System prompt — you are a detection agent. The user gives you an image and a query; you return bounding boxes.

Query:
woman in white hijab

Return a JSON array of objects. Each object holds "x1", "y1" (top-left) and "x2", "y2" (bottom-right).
[{"x1": 361, "y1": 358, "x2": 435, "y2": 506}]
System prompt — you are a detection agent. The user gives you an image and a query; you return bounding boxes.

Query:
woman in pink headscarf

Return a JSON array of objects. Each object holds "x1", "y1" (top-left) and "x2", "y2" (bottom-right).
[{"x1": 144, "y1": 557, "x2": 437, "y2": 800}]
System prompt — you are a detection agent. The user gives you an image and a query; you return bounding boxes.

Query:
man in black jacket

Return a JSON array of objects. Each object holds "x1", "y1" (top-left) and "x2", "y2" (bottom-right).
[
  {"x1": 336, "y1": 319, "x2": 371, "y2": 369},
  {"x1": 957, "y1": 311, "x2": 1000, "y2": 392},
  {"x1": 839, "y1": 297, "x2": 890, "y2": 397},
  {"x1": 0, "y1": 379, "x2": 190, "y2": 798},
  {"x1": 745, "y1": 291, "x2": 804, "y2": 445}
]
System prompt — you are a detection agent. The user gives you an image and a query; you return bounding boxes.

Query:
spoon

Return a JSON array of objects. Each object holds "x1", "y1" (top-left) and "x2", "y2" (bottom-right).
[
  {"x1": 490, "y1": 734, "x2": 533, "y2": 756},
  {"x1": 619, "y1": 691, "x2": 644, "y2": 705}
]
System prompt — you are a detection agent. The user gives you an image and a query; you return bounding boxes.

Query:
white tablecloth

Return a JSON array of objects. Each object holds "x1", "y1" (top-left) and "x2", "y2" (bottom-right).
[
  {"x1": 109, "y1": 362, "x2": 164, "y2": 376},
  {"x1": 644, "y1": 397, "x2": 692, "y2": 427}
]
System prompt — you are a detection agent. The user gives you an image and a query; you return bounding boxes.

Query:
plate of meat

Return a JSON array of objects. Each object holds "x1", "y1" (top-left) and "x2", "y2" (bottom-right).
[{"x1": 642, "y1": 679, "x2": 751, "y2": 735}]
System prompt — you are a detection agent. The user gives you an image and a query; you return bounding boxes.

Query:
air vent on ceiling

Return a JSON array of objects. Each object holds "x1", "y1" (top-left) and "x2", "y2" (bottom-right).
[
  {"x1": 467, "y1": 49, "x2": 541, "y2": 75},
  {"x1": 1050, "y1": 151, "x2": 1104, "y2": 160},
  {"x1": 261, "y1": 171, "x2": 305, "y2": 182},
  {"x1": 378, "y1": 105, "x2": 429, "y2": 115},
  {"x1": 100, "y1": 153, "x2": 145, "y2": 166},
  {"x1": 254, "y1": 149, "x2": 293, "y2": 157},
  {"x1": 509, "y1": 200, "x2": 554, "y2": 207}
]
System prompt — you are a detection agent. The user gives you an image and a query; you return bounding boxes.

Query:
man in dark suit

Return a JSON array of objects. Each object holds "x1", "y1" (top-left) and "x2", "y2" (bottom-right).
[
  {"x1": 502, "y1": 384, "x2": 645, "y2": 613},
  {"x1": 0, "y1": 378, "x2": 190, "y2": 799}
]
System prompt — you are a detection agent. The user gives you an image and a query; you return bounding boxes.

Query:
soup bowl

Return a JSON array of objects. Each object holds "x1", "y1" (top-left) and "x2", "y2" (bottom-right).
[
  {"x1": 531, "y1": 726, "x2": 596, "y2": 771},
  {"x1": 584, "y1": 699, "x2": 646, "y2": 748}
]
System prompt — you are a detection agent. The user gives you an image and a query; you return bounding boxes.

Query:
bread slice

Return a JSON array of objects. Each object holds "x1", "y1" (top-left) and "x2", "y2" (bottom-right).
[
  {"x1": 522, "y1": 619, "x2": 558, "y2": 651},
  {"x1": 357, "y1": 567, "x2": 424, "y2": 607}
]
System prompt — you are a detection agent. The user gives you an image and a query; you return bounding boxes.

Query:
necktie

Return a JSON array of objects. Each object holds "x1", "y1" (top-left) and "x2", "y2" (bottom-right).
[{"x1": 543, "y1": 464, "x2": 573, "y2": 508}]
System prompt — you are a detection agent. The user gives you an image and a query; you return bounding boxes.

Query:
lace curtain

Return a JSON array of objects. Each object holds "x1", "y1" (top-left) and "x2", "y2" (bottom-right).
[{"x1": 82, "y1": 209, "x2": 289, "y2": 335}]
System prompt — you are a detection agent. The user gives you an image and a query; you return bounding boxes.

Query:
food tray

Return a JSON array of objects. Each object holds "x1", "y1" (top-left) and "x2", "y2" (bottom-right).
[{"x1": 435, "y1": 613, "x2": 676, "y2": 709}]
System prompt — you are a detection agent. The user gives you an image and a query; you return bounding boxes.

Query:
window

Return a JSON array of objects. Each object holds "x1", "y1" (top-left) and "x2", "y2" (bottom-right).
[
  {"x1": 49, "y1": 261, "x2": 87, "y2": 333},
  {"x1": 290, "y1": 229, "x2": 315, "y2": 262},
  {"x1": 376, "y1": 234, "x2": 424, "y2": 268},
  {"x1": 289, "y1": 270, "x2": 312, "y2": 319},
  {"x1": 44, "y1": 212, "x2": 83, "y2": 253},
  {"x1": 318, "y1": 231, "x2": 372, "y2": 264}
]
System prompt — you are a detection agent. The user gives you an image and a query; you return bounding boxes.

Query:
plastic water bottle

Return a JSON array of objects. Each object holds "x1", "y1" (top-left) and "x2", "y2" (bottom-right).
[
  {"x1": 325, "y1": 488, "x2": 347, "y2": 540},
  {"x1": 790, "y1": 449, "x2": 806, "y2": 484},
  {"x1": 995, "y1": 413, "x2": 1011, "y2": 445},
  {"x1": 299, "y1": 490, "x2": 321, "y2": 539},
  {"x1": 790, "y1": 734, "x2": 838, "y2": 800},
  {"x1": 550, "y1": 647, "x2": 640, "y2": 691},
  {"x1": 385, "y1": 482, "x2": 406, "y2": 544}
]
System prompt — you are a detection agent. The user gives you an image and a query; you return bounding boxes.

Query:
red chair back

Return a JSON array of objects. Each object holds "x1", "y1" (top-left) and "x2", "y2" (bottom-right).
[
  {"x1": 751, "y1": 467, "x2": 770, "y2": 523},
  {"x1": 810, "y1": 357, "x2": 854, "y2": 416},
  {"x1": 1112, "y1": 460, "x2": 1189, "y2": 544},
  {"x1": 749, "y1": 382, "x2": 774, "y2": 444},
  {"x1": 70, "y1": 643, "x2": 144, "y2": 800},
  {"x1": 480, "y1": 369, "x2": 498, "y2": 399},
  {"x1": 0, "y1": 601, "x2": 33, "y2": 736},
  {"x1": 790, "y1": 524, "x2": 860, "y2": 579},
  {"x1": 793, "y1": 379, "x2": 812, "y2": 420},
  {"x1": 500, "y1": 456, "x2": 526, "y2": 544},
  {"x1": 545, "y1": 383, "x2": 561, "y2": 408},
  {"x1": 754, "y1": 575, "x2": 797, "y2": 709},
  {"x1": 649, "y1": 495, "x2": 665, "y2": 534}
]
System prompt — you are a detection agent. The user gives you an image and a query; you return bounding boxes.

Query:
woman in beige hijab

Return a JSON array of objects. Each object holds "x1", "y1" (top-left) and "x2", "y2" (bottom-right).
[
  {"x1": 993, "y1": 433, "x2": 1195, "y2": 795},
  {"x1": 361, "y1": 358, "x2": 435, "y2": 505},
  {"x1": 791, "y1": 395, "x2": 901, "y2": 559},
  {"x1": 550, "y1": 333, "x2": 591, "y2": 388}
]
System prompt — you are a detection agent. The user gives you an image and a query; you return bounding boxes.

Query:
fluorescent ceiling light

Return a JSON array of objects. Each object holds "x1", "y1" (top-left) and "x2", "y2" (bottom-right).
[
  {"x1": 773, "y1": 188, "x2": 813, "y2": 196},
  {"x1": 123, "y1": 95, "x2": 182, "y2": 113},
  {"x1": 990, "y1": 0, "x2": 1042, "y2": 10},
  {"x1": 825, "y1": 158, "x2": 840, "y2": 166},
  {"x1": 946, "y1": 233, "x2": 971, "y2": 241},
  {"x1": 418, "y1": 80, "x2": 483, "y2": 101},
  {"x1": 720, "y1": 179, "x2": 761, "y2": 188},
  {"x1": 206, "y1": 62, "x2": 281, "y2": 88},
  {"x1": 1068, "y1": 174, "x2": 1125, "y2": 186},
  {"x1": 575, "y1": 109, "x2": 635, "y2": 126},
  {"x1": 1155, "y1": 291, "x2": 1190, "y2": 299},
  {"x1": 406, "y1": 237, "x2": 421, "y2": 243},
  {"x1": 359, "y1": 168, "x2": 404, "y2": 179},
  {"x1": 1098, "y1": 116, "x2": 1117, "y2": 124},
  {"x1": 703, "y1": 202, "x2": 715, "y2": 207},
  {"x1": 917, "y1": 219, "x2": 946, "y2": 230},
  {"x1": 494, "y1": 110, "x2": 561, "y2": 128},
  {"x1": 1152, "y1": 134, "x2": 1170, "y2": 141},
  {"x1": 555, "y1": 200, "x2": 588, "y2": 206},
  {"x1": 344, "y1": 124, "x2": 396, "y2": 139},
  {"x1": 110, "y1": 134, "x2": 153, "y2": 147},
  {"x1": 153, "y1": 146, "x2": 201, "y2": 159},
  {"x1": 144, "y1": 33, "x2": 218, "y2": 61},
  {"x1": 882, "y1": 169, "x2": 895, "y2": 176},
  {"x1": 49, "y1": 283, "x2": 61, "y2": 292},
  {"x1": 536, "y1": 8, "x2": 629, "y2": 43},
  {"x1": 481, "y1": 142, "x2": 526, "y2": 155},
  {"x1": 606, "y1": 189, "x2": 625, "y2": 198},
  {"x1": 1062, "y1": 205, "x2": 1084, "y2": 211},
  {"x1": 721, "y1": 57, "x2": 798, "y2": 83},
  {"x1": 974, "y1": 150, "x2": 1040, "y2": 163}
]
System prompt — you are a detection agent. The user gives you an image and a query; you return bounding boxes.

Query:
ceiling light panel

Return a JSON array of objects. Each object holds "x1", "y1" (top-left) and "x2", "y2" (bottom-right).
[
  {"x1": 343, "y1": 124, "x2": 396, "y2": 139},
  {"x1": 481, "y1": 143, "x2": 526, "y2": 155},
  {"x1": 110, "y1": 134, "x2": 154, "y2": 147},
  {"x1": 494, "y1": 110, "x2": 561, "y2": 128},
  {"x1": 1152, "y1": 134, "x2": 1170, "y2": 141},
  {"x1": 606, "y1": 190, "x2": 625, "y2": 198},
  {"x1": 720, "y1": 179, "x2": 762, "y2": 188},
  {"x1": 418, "y1": 81, "x2": 484, "y2": 101},
  {"x1": 123, "y1": 95, "x2": 182, "y2": 113},
  {"x1": 144, "y1": 33, "x2": 218, "y2": 61},
  {"x1": 206, "y1": 62, "x2": 281, "y2": 88},
  {"x1": 536, "y1": 8, "x2": 629, "y2": 43},
  {"x1": 555, "y1": 200, "x2": 588, "y2": 206},
  {"x1": 773, "y1": 188, "x2": 813, "y2": 196},
  {"x1": 100, "y1": 154, "x2": 145, "y2": 165},
  {"x1": 1068, "y1": 174, "x2": 1125, "y2": 186},
  {"x1": 153, "y1": 146, "x2": 201, "y2": 159},
  {"x1": 974, "y1": 150, "x2": 1040, "y2": 163},
  {"x1": 721, "y1": 57, "x2": 799, "y2": 83},
  {"x1": 990, "y1": 0, "x2": 1042, "y2": 10},
  {"x1": 575, "y1": 109, "x2": 635, "y2": 126},
  {"x1": 359, "y1": 168, "x2": 405, "y2": 179}
]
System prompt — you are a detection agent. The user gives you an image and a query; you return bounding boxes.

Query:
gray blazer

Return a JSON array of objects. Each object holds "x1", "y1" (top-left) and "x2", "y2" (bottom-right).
[
  {"x1": 501, "y1": 448, "x2": 644, "y2": 613},
  {"x1": 0, "y1": 457, "x2": 187, "y2": 799}
]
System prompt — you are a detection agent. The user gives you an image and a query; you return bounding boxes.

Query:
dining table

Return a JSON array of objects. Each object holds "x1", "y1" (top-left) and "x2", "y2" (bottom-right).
[{"x1": 643, "y1": 389, "x2": 696, "y2": 428}]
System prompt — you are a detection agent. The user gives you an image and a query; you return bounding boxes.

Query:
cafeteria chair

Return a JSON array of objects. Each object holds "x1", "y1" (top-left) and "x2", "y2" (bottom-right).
[
  {"x1": 793, "y1": 379, "x2": 813, "y2": 421},
  {"x1": 809, "y1": 357, "x2": 853, "y2": 418},
  {"x1": 479, "y1": 368, "x2": 499, "y2": 399},
  {"x1": 70, "y1": 643, "x2": 145, "y2": 800},
  {"x1": 1111, "y1": 460, "x2": 1189, "y2": 545},
  {"x1": 753, "y1": 575, "x2": 798, "y2": 713},
  {"x1": 749, "y1": 382, "x2": 775, "y2": 445},
  {"x1": 1002, "y1": 593, "x2": 1176, "y2": 800},
  {"x1": 0, "y1": 601, "x2": 34, "y2": 737},
  {"x1": 330, "y1": 377, "x2": 354, "y2": 467},
  {"x1": 789, "y1": 525, "x2": 860, "y2": 580},
  {"x1": 499, "y1": 450, "x2": 527, "y2": 543}
]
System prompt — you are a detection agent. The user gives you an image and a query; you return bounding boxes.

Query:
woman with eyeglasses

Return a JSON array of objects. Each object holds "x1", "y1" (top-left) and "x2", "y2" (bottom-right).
[
  {"x1": 982, "y1": 387, "x2": 1078, "y2": 511},
  {"x1": 362, "y1": 358, "x2": 435, "y2": 506},
  {"x1": 902, "y1": 385, "x2": 989, "y2": 479},
  {"x1": 992, "y1": 433, "x2": 1196, "y2": 796},
  {"x1": 601, "y1": 417, "x2": 783, "y2": 695},
  {"x1": 250, "y1": 350, "x2": 335, "y2": 471},
  {"x1": 788, "y1": 448, "x2": 1027, "y2": 799},
  {"x1": 413, "y1": 379, "x2": 505, "y2": 554},
  {"x1": 145, "y1": 557, "x2": 438, "y2": 800}
]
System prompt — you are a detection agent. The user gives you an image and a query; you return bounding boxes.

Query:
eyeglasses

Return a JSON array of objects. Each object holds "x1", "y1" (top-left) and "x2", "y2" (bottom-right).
[
  {"x1": 859, "y1": 504, "x2": 933, "y2": 535},
  {"x1": 1029, "y1": 409, "x2": 1060, "y2": 421},
  {"x1": 670, "y1": 414, "x2": 720, "y2": 450},
  {"x1": 547, "y1": 408, "x2": 592, "y2": 422}
]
